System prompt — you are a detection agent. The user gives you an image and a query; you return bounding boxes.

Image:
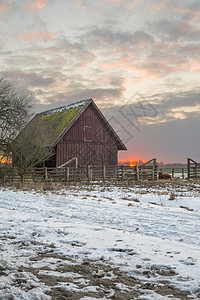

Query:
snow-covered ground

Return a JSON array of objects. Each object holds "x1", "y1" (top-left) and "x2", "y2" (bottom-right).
[{"x1": 0, "y1": 181, "x2": 200, "y2": 299}]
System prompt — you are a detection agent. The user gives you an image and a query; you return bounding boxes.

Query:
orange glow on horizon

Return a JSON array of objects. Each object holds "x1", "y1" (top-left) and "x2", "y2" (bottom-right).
[
  {"x1": 119, "y1": 158, "x2": 144, "y2": 167},
  {"x1": 0, "y1": 156, "x2": 12, "y2": 164}
]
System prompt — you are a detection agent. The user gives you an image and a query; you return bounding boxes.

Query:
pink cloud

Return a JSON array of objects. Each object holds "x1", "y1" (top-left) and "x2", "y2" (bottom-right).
[
  {"x1": 76, "y1": 1, "x2": 87, "y2": 9},
  {"x1": 76, "y1": 51, "x2": 96, "y2": 67},
  {"x1": 25, "y1": 0, "x2": 48, "y2": 12},
  {"x1": 152, "y1": 0, "x2": 172, "y2": 11},
  {"x1": 191, "y1": 59, "x2": 200, "y2": 71},
  {"x1": 127, "y1": 62, "x2": 172, "y2": 78},
  {"x1": 151, "y1": 0, "x2": 188, "y2": 14},
  {"x1": 126, "y1": 0, "x2": 141, "y2": 10},
  {"x1": 99, "y1": 55, "x2": 137, "y2": 69},
  {"x1": 18, "y1": 31, "x2": 56, "y2": 41},
  {"x1": 106, "y1": 0, "x2": 141, "y2": 9},
  {"x1": 126, "y1": 55, "x2": 198, "y2": 78},
  {"x1": 0, "y1": 0, "x2": 12, "y2": 14},
  {"x1": 106, "y1": 0, "x2": 125, "y2": 2},
  {"x1": 170, "y1": 6, "x2": 188, "y2": 13},
  {"x1": 182, "y1": 44, "x2": 200, "y2": 57},
  {"x1": 126, "y1": 56, "x2": 190, "y2": 78},
  {"x1": 191, "y1": 8, "x2": 200, "y2": 22}
]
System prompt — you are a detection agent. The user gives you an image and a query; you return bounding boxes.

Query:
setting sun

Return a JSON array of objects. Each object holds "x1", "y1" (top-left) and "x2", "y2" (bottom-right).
[{"x1": 119, "y1": 158, "x2": 143, "y2": 167}]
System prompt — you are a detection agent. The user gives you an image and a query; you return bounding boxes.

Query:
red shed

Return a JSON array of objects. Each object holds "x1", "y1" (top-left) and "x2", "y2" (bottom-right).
[{"x1": 34, "y1": 99, "x2": 126, "y2": 167}]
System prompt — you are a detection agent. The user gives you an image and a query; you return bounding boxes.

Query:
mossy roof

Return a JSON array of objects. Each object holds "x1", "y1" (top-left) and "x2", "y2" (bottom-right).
[
  {"x1": 33, "y1": 99, "x2": 90, "y2": 145},
  {"x1": 21, "y1": 98, "x2": 126, "y2": 150}
]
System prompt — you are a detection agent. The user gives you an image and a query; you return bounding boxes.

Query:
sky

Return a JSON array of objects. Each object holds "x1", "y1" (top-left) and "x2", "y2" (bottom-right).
[{"x1": 0, "y1": 0, "x2": 200, "y2": 163}]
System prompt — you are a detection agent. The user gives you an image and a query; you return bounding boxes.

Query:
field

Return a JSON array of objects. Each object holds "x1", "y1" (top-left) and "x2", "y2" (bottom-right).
[{"x1": 0, "y1": 181, "x2": 200, "y2": 300}]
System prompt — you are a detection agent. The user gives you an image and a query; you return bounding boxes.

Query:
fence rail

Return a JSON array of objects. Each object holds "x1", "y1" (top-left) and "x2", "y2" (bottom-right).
[
  {"x1": 159, "y1": 167, "x2": 187, "y2": 179},
  {"x1": 0, "y1": 158, "x2": 199, "y2": 185},
  {"x1": 0, "y1": 164, "x2": 158, "y2": 185}
]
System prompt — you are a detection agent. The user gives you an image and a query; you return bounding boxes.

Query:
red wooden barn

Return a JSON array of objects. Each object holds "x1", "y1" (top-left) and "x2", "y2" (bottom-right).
[{"x1": 34, "y1": 99, "x2": 126, "y2": 167}]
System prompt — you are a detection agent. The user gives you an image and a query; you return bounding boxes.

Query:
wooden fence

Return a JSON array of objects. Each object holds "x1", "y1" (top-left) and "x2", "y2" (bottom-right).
[
  {"x1": 0, "y1": 158, "x2": 199, "y2": 185},
  {"x1": 0, "y1": 161, "x2": 158, "y2": 185},
  {"x1": 187, "y1": 158, "x2": 200, "y2": 179},
  {"x1": 159, "y1": 167, "x2": 187, "y2": 179}
]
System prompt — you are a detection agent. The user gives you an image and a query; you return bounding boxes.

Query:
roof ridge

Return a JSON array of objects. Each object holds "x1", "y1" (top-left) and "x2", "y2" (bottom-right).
[{"x1": 36, "y1": 98, "x2": 92, "y2": 117}]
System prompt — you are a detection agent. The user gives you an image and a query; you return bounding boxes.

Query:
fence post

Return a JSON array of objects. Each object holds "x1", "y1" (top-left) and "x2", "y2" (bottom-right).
[
  {"x1": 87, "y1": 165, "x2": 91, "y2": 181},
  {"x1": 44, "y1": 167, "x2": 48, "y2": 181},
  {"x1": 103, "y1": 165, "x2": 106, "y2": 181},
  {"x1": 182, "y1": 168, "x2": 184, "y2": 179},
  {"x1": 152, "y1": 164, "x2": 155, "y2": 181},
  {"x1": 153, "y1": 159, "x2": 157, "y2": 181},
  {"x1": 195, "y1": 165, "x2": 197, "y2": 179},
  {"x1": 121, "y1": 165, "x2": 125, "y2": 180},
  {"x1": 65, "y1": 167, "x2": 70, "y2": 183},
  {"x1": 135, "y1": 166, "x2": 139, "y2": 181},
  {"x1": 21, "y1": 174, "x2": 24, "y2": 186},
  {"x1": 187, "y1": 158, "x2": 190, "y2": 179},
  {"x1": 172, "y1": 168, "x2": 174, "y2": 178}
]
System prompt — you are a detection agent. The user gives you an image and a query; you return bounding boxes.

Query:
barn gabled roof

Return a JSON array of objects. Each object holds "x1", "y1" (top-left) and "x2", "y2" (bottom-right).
[
  {"x1": 34, "y1": 99, "x2": 126, "y2": 150},
  {"x1": 35, "y1": 99, "x2": 89, "y2": 145}
]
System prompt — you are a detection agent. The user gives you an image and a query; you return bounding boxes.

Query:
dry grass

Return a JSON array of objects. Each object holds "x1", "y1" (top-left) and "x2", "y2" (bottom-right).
[
  {"x1": 169, "y1": 193, "x2": 176, "y2": 200},
  {"x1": 2, "y1": 179, "x2": 200, "y2": 196},
  {"x1": 179, "y1": 205, "x2": 194, "y2": 212}
]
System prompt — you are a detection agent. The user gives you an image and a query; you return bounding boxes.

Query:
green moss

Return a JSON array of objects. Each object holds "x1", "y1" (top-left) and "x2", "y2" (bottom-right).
[{"x1": 37, "y1": 105, "x2": 83, "y2": 143}]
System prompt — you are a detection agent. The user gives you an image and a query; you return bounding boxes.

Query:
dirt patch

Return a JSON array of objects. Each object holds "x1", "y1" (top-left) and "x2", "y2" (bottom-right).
[{"x1": 14, "y1": 250, "x2": 191, "y2": 300}]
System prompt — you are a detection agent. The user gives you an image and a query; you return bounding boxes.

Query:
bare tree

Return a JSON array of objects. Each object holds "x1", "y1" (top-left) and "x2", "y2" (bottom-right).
[
  {"x1": 0, "y1": 76, "x2": 33, "y2": 156},
  {"x1": 11, "y1": 118, "x2": 55, "y2": 184},
  {"x1": 0, "y1": 76, "x2": 55, "y2": 184}
]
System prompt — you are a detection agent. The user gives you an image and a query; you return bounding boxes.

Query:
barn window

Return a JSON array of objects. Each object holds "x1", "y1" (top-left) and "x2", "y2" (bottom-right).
[{"x1": 84, "y1": 125, "x2": 92, "y2": 142}]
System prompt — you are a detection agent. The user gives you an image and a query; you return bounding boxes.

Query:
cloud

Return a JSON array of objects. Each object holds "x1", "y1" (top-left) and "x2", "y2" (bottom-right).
[
  {"x1": 1, "y1": 1, "x2": 199, "y2": 118},
  {"x1": 7, "y1": 70, "x2": 56, "y2": 88},
  {"x1": 152, "y1": 0, "x2": 172, "y2": 11},
  {"x1": 0, "y1": 0, "x2": 12, "y2": 14},
  {"x1": 150, "y1": 19, "x2": 200, "y2": 42},
  {"x1": 126, "y1": 0, "x2": 140, "y2": 10},
  {"x1": 34, "y1": 85, "x2": 125, "y2": 113},
  {"x1": 81, "y1": 27, "x2": 154, "y2": 50},
  {"x1": 25, "y1": 0, "x2": 48, "y2": 12},
  {"x1": 151, "y1": 1, "x2": 200, "y2": 26},
  {"x1": 76, "y1": 1, "x2": 86, "y2": 9},
  {"x1": 41, "y1": 38, "x2": 96, "y2": 67},
  {"x1": 180, "y1": 43, "x2": 200, "y2": 58},
  {"x1": 126, "y1": 51, "x2": 195, "y2": 78},
  {"x1": 106, "y1": 0, "x2": 141, "y2": 9},
  {"x1": 4, "y1": 55, "x2": 47, "y2": 68},
  {"x1": 105, "y1": 89, "x2": 200, "y2": 128},
  {"x1": 103, "y1": 89, "x2": 200, "y2": 162},
  {"x1": 2, "y1": 32, "x2": 125, "y2": 108},
  {"x1": 78, "y1": 24, "x2": 200, "y2": 79},
  {"x1": 127, "y1": 60, "x2": 177, "y2": 78},
  {"x1": 106, "y1": 0, "x2": 125, "y2": 2},
  {"x1": 99, "y1": 54, "x2": 137, "y2": 69},
  {"x1": 147, "y1": 90, "x2": 200, "y2": 123},
  {"x1": 18, "y1": 31, "x2": 56, "y2": 42},
  {"x1": 190, "y1": 7, "x2": 200, "y2": 23},
  {"x1": 76, "y1": 51, "x2": 96, "y2": 67}
]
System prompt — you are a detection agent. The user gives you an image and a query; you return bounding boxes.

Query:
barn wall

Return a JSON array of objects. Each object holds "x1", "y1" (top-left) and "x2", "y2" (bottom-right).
[
  {"x1": 56, "y1": 142, "x2": 118, "y2": 166},
  {"x1": 56, "y1": 103, "x2": 118, "y2": 167}
]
